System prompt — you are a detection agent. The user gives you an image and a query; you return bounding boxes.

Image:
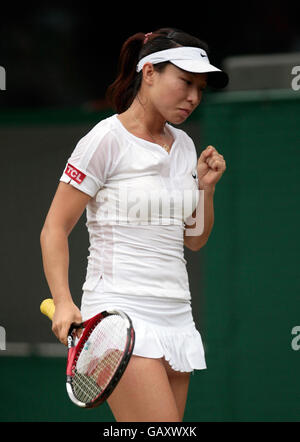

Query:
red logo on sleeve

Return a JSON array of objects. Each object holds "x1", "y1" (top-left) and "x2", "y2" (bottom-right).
[{"x1": 65, "y1": 163, "x2": 86, "y2": 184}]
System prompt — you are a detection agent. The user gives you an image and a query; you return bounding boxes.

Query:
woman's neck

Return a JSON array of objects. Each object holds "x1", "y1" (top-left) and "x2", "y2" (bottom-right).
[{"x1": 119, "y1": 96, "x2": 167, "y2": 137}]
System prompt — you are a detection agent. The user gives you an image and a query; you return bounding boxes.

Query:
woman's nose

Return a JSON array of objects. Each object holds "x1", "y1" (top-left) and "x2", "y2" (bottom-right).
[{"x1": 187, "y1": 88, "x2": 202, "y2": 106}]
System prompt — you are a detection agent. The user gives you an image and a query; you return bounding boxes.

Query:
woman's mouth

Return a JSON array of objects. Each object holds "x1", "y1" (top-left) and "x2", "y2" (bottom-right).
[{"x1": 178, "y1": 108, "x2": 191, "y2": 117}]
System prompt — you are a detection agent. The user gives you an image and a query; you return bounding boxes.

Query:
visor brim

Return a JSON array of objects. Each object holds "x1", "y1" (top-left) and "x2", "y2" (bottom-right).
[{"x1": 171, "y1": 60, "x2": 229, "y2": 89}]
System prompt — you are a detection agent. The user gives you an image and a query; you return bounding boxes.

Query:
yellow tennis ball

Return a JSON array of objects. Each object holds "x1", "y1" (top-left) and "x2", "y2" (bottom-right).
[{"x1": 40, "y1": 298, "x2": 55, "y2": 321}]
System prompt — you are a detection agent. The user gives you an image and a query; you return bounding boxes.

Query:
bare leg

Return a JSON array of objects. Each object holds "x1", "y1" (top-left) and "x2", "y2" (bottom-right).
[
  {"x1": 161, "y1": 357, "x2": 191, "y2": 421},
  {"x1": 106, "y1": 356, "x2": 181, "y2": 422}
]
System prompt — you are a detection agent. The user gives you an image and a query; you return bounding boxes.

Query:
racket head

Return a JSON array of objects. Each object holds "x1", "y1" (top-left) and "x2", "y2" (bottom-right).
[{"x1": 66, "y1": 310, "x2": 135, "y2": 408}]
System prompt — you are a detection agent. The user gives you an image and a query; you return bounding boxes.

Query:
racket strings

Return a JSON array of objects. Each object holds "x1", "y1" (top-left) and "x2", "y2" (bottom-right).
[
  {"x1": 72, "y1": 314, "x2": 128, "y2": 403},
  {"x1": 73, "y1": 371, "x2": 102, "y2": 404}
]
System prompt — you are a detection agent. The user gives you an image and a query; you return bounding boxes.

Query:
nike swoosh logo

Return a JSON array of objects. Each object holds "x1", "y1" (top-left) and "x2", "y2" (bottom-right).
[
  {"x1": 201, "y1": 54, "x2": 206, "y2": 57},
  {"x1": 192, "y1": 173, "x2": 197, "y2": 179}
]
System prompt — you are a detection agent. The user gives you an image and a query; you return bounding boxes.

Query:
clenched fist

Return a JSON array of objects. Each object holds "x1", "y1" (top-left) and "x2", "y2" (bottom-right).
[{"x1": 197, "y1": 145, "x2": 226, "y2": 191}]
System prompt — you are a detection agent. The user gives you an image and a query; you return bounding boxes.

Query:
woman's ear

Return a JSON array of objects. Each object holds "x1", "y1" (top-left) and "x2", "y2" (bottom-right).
[{"x1": 142, "y1": 63, "x2": 156, "y2": 86}]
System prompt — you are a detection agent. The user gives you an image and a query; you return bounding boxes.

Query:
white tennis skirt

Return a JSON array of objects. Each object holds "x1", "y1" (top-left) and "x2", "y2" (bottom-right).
[{"x1": 81, "y1": 279, "x2": 207, "y2": 373}]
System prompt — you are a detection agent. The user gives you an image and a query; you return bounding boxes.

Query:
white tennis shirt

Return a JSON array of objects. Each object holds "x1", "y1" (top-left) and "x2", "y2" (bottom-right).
[{"x1": 60, "y1": 114, "x2": 200, "y2": 301}]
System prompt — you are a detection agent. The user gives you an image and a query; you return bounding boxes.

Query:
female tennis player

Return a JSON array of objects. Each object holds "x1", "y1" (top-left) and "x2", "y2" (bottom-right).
[{"x1": 40, "y1": 27, "x2": 227, "y2": 422}]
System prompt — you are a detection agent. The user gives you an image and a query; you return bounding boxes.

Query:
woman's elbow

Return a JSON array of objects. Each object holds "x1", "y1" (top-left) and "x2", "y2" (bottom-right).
[
  {"x1": 184, "y1": 235, "x2": 208, "y2": 252},
  {"x1": 40, "y1": 223, "x2": 48, "y2": 245},
  {"x1": 40, "y1": 222, "x2": 68, "y2": 247}
]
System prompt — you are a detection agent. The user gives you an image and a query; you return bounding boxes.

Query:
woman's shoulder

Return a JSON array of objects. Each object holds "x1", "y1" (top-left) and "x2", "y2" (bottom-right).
[
  {"x1": 167, "y1": 123, "x2": 195, "y2": 149},
  {"x1": 83, "y1": 113, "x2": 119, "y2": 142},
  {"x1": 70, "y1": 114, "x2": 123, "y2": 163}
]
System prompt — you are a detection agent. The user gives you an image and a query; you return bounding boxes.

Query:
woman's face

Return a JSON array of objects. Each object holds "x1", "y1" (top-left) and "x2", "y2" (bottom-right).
[{"x1": 145, "y1": 63, "x2": 208, "y2": 124}]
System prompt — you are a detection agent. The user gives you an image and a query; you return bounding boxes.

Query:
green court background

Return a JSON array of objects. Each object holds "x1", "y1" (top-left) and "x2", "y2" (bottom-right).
[{"x1": 0, "y1": 89, "x2": 299, "y2": 421}]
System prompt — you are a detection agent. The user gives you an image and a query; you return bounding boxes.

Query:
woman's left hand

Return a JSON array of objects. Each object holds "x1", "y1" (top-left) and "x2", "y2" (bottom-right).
[{"x1": 197, "y1": 145, "x2": 226, "y2": 191}]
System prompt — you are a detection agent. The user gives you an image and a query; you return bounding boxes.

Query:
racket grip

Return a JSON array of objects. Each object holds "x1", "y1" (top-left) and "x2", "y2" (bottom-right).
[{"x1": 40, "y1": 298, "x2": 55, "y2": 321}]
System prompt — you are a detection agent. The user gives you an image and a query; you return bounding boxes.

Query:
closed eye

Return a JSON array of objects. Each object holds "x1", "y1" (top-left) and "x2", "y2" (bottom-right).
[
  {"x1": 181, "y1": 78, "x2": 192, "y2": 85},
  {"x1": 181, "y1": 78, "x2": 206, "y2": 90}
]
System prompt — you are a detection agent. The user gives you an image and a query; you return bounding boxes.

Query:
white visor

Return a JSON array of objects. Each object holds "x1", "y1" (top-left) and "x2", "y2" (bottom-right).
[{"x1": 136, "y1": 46, "x2": 228, "y2": 89}]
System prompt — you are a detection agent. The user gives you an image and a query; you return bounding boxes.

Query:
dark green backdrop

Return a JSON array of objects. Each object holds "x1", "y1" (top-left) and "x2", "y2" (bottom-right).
[{"x1": 1, "y1": 89, "x2": 299, "y2": 421}]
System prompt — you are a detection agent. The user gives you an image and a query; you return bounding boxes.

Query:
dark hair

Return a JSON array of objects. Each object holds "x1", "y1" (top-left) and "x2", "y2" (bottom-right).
[{"x1": 106, "y1": 28, "x2": 209, "y2": 113}]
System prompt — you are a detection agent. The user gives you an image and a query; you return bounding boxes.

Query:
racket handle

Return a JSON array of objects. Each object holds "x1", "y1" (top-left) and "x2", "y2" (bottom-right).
[{"x1": 40, "y1": 298, "x2": 55, "y2": 321}]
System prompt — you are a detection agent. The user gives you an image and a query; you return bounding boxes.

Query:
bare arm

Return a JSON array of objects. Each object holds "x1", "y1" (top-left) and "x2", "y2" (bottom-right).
[
  {"x1": 184, "y1": 186, "x2": 215, "y2": 251},
  {"x1": 40, "y1": 182, "x2": 92, "y2": 345},
  {"x1": 184, "y1": 145, "x2": 226, "y2": 251}
]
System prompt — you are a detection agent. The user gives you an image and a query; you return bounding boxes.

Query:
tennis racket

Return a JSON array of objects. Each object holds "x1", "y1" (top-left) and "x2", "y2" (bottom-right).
[{"x1": 40, "y1": 298, "x2": 135, "y2": 408}]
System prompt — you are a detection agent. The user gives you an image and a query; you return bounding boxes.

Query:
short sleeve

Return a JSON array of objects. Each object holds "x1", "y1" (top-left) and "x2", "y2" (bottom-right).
[
  {"x1": 59, "y1": 125, "x2": 119, "y2": 197},
  {"x1": 189, "y1": 141, "x2": 199, "y2": 188},
  {"x1": 179, "y1": 129, "x2": 199, "y2": 186}
]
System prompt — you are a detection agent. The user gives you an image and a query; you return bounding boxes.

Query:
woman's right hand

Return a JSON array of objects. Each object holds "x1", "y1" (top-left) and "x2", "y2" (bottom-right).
[{"x1": 52, "y1": 300, "x2": 82, "y2": 346}]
